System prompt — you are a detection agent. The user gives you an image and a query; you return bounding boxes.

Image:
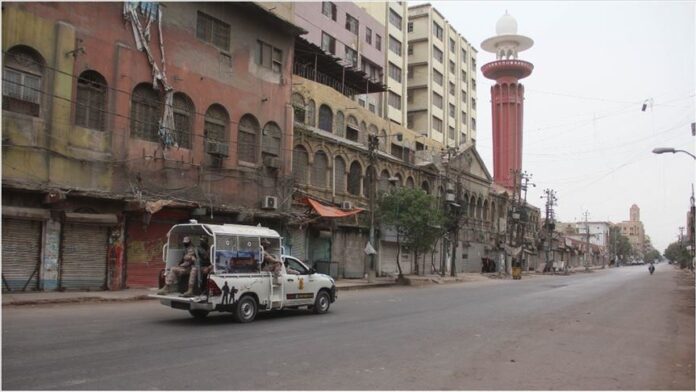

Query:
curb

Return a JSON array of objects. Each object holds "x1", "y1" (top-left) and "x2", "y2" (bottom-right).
[{"x1": 337, "y1": 282, "x2": 399, "y2": 291}]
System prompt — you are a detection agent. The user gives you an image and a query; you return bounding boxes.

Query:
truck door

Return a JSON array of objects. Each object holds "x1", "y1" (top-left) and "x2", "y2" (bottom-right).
[{"x1": 283, "y1": 256, "x2": 315, "y2": 306}]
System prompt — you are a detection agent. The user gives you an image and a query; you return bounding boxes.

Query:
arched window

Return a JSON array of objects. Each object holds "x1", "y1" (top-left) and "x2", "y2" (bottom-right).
[
  {"x1": 477, "y1": 198, "x2": 483, "y2": 219},
  {"x1": 292, "y1": 93, "x2": 306, "y2": 124},
  {"x1": 312, "y1": 151, "x2": 329, "y2": 188},
  {"x1": 483, "y1": 200, "x2": 490, "y2": 221},
  {"x1": 262, "y1": 121, "x2": 282, "y2": 160},
  {"x1": 406, "y1": 176, "x2": 415, "y2": 188},
  {"x1": 363, "y1": 165, "x2": 376, "y2": 198},
  {"x1": 293, "y1": 145, "x2": 309, "y2": 184},
  {"x1": 318, "y1": 104, "x2": 333, "y2": 133},
  {"x1": 347, "y1": 161, "x2": 362, "y2": 196},
  {"x1": 421, "y1": 180, "x2": 430, "y2": 194},
  {"x1": 334, "y1": 156, "x2": 346, "y2": 193},
  {"x1": 75, "y1": 70, "x2": 107, "y2": 131},
  {"x1": 238, "y1": 114, "x2": 260, "y2": 164},
  {"x1": 172, "y1": 92, "x2": 194, "y2": 148},
  {"x1": 3, "y1": 46, "x2": 44, "y2": 117},
  {"x1": 469, "y1": 197, "x2": 476, "y2": 217},
  {"x1": 307, "y1": 99, "x2": 316, "y2": 127},
  {"x1": 204, "y1": 104, "x2": 229, "y2": 160},
  {"x1": 462, "y1": 195, "x2": 469, "y2": 217},
  {"x1": 130, "y1": 83, "x2": 161, "y2": 141},
  {"x1": 346, "y1": 115, "x2": 359, "y2": 141},
  {"x1": 491, "y1": 201, "x2": 497, "y2": 223},
  {"x1": 378, "y1": 169, "x2": 390, "y2": 194},
  {"x1": 335, "y1": 111, "x2": 345, "y2": 138}
]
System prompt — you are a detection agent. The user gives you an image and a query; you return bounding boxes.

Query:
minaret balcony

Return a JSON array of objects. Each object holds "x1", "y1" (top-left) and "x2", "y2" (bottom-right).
[{"x1": 481, "y1": 59, "x2": 534, "y2": 80}]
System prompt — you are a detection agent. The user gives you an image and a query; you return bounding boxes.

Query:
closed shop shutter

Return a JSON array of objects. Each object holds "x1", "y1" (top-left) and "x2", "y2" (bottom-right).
[
  {"x1": 61, "y1": 223, "x2": 108, "y2": 290},
  {"x1": 2, "y1": 218, "x2": 42, "y2": 291},
  {"x1": 379, "y1": 241, "x2": 399, "y2": 277},
  {"x1": 288, "y1": 228, "x2": 306, "y2": 261}
]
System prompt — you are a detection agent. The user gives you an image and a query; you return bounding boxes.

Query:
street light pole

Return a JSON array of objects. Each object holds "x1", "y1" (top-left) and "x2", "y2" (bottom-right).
[{"x1": 367, "y1": 134, "x2": 379, "y2": 283}]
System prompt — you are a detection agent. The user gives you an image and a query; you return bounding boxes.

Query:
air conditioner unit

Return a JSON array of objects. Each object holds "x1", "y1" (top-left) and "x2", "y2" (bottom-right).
[
  {"x1": 445, "y1": 193, "x2": 456, "y2": 202},
  {"x1": 262, "y1": 196, "x2": 278, "y2": 210},
  {"x1": 205, "y1": 140, "x2": 229, "y2": 157},
  {"x1": 341, "y1": 201, "x2": 353, "y2": 210},
  {"x1": 263, "y1": 156, "x2": 280, "y2": 169}
]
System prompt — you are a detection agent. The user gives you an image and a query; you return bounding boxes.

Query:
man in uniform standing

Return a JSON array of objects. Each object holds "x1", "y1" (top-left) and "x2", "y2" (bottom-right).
[{"x1": 157, "y1": 236, "x2": 197, "y2": 295}]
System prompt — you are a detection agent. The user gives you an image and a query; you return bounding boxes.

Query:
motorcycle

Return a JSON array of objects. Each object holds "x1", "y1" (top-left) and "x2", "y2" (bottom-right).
[{"x1": 648, "y1": 264, "x2": 655, "y2": 275}]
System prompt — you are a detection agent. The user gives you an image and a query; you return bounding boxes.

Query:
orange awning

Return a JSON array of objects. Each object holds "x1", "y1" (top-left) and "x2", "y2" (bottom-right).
[{"x1": 305, "y1": 198, "x2": 364, "y2": 218}]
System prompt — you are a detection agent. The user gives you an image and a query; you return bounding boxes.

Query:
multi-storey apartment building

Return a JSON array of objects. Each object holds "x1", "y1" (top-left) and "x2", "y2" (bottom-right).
[
  {"x1": 2, "y1": 2, "x2": 303, "y2": 291},
  {"x1": 356, "y1": 1, "x2": 408, "y2": 126},
  {"x1": 294, "y1": 2, "x2": 386, "y2": 116},
  {"x1": 406, "y1": 3, "x2": 478, "y2": 148}
]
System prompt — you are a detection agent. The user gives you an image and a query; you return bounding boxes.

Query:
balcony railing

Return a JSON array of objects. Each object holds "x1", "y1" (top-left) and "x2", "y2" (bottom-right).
[{"x1": 293, "y1": 62, "x2": 362, "y2": 98}]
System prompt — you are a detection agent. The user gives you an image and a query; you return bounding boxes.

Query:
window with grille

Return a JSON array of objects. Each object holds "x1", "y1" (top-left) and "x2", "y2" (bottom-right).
[
  {"x1": 449, "y1": 82, "x2": 455, "y2": 96},
  {"x1": 389, "y1": 35, "x2": 402, "y2": 56},
  {"x1": 390, "y1": 143, "x2": 404, "y2": 160},
  {"x1": 449, "y1": 60, "x2": 455, "y2": 74},
  {"x1": 448, "y1": 126, "x2": 455, "y2": 139},
  {"x1": 293, "y1": 146, "x2": 309, "y2": 185},
  {"x1": 432, "y1": 116, "x2": 442, "y2": 132},
  {"x1": 449, "y1": 103, "x2": 455, "y2": 118},
  {"x1": 433, "y1": 69, "x2": 443, "y2": 86},
  {"x1": 432, "y1": 22, "x2": 443, "y2": 40},
  {"x1": 407, "y1": 21, "x2": 413, "y2": 32},
  {"x1": 318, "y1": 104, "x2": 333, "y2": 133},
  {"x1": 312, "y1": 151, "x2": 329, "y2": 188},
  {"x1": 334, "y1": 156, "x2": 346, "y2": 193},
  {"x1": 365, "y1": 27, "x2": 372, "y2": 45},
  {"x1": 345, "y1": 46, "x2": 358, "y2": 67},
  {"x1": 345, "y1": 14, "x2": 359, "y2": 35},
  {"x1": 335, "y1": 111, "x2": 345, "y2": 137},
  {"x1": 262, "y1": 122, "x2": 281, "y2": 159},
  {"x1": 471, "y1": 97, "x2": 476, "y2": 110},
  {"x1": 130, "y1": 83, "x2": 161, "y2": 142},
  {"x1": 461, "y1": 90, "x2": 467, "y2": 103},
  {"x1": 461, "y1": 111, "x2": 467, "y2": 123},
  {"x1": 322, "y1": 1, "x2": 337, "y2": 20},
  {"x1": 471, "y1": 78, "x2": 476, "y2": 90},
  {"x1": 307, "y1": 100, "x2": 316, "y2": 126},
  {"x1": 376, "y1": 34, "x2": 382, "y2": 51},
  {"x1": 389, "y1": 9, "x2": 402, "y2": 30},
  {"x1": 389, "y1": 62, "x2": 402, "y2": 82},
  {"x1": 347, "y1": 161, "x2": 362, "y2": 196},
  {"x1": 75, "y1": 70, "x2": 107, "y2": 131},
  {"x1": 3, "y1": 47, "x2": 43, "y2": 117},
  {"x1": 256, "y1": 40, "x2": 283, "y2": 73},
  {"x1": 321, "y1": 32, "x2": 336, "y2": 55},
  {"x1": 197, "y1": 12, "x2": 230, "y2": 51},
  {"x1": 238, "y1": 114, "x2": 260, "y2": 164},
  {"x1": 432, "y1": 92, "x2": 442, "y2": 109},
  {"x1": 407, "y1": 44, "x2": 413, "y2": 56},
  {"x1": 449, "y1": 38, "x2": 456, "y2": 52},
  {"x1": 292, "y1": 93, "x2": 306, "y2": 124},
  {"x1": 388, "y1": 91, "x2": 402, "y2": 110},
  {"x1": 346, "y1": 116, "x2": 359, "y2": 141},
  {"x1": 172, "y1": 93, "x2": 194, "y2": 148},
  {"x1": 433, "y1": 46, "x2": 443, "y2": 63}
]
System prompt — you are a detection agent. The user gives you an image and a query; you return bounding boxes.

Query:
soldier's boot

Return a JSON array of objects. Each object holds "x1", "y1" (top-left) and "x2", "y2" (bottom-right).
[
  {"x1": 181, "y1": 287, "x2": 195, "y2": 297},
  {"x1": 157, "y1": 284, "x2": 176, "y2": 295}
]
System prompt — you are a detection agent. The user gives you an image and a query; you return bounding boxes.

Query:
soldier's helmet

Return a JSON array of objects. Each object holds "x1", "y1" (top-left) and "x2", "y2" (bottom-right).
[{"x1": 182, "y1": 236, "x2": 191, "y2": 245}]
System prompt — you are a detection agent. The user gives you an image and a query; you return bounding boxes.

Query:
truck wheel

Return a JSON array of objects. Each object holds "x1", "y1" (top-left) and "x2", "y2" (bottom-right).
[
  {"x1": 234, "y1": 295, "x2": 258, "y2": 323},
  {"x1": 313, "y1": 290, "x2": 331, "y2": 314},
  {"x1": 189, "y1": 309, "x2": 209, "y2": 319}
]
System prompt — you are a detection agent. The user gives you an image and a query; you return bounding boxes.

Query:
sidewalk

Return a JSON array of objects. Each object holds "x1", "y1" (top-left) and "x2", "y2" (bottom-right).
[{"x1": 2, "y1": 277, "x2": 399, "y2": 306}]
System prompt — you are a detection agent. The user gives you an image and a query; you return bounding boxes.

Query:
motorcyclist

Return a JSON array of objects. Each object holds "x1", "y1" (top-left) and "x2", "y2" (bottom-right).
[{"x1": 648, "y1": 262, "x2": 655, "y2": 274}]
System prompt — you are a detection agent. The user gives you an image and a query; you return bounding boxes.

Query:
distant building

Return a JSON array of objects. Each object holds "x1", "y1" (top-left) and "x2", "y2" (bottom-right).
[
  {"x1": 406, "y1": 3, "x2": 478, "y2": 148},
  {"x1": 617, "y1": 204, "x2": 646, "y2": 256}
]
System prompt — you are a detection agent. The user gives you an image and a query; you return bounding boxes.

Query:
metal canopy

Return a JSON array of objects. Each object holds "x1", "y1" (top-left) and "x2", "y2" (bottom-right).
[{"x1": 294, "y1": 37, "x2": 387, "y2": 94}]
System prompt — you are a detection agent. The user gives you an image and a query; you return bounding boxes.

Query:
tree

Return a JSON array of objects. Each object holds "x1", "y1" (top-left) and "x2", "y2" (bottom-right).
[
  {"x1": 644, "y1": 248, "x2": 661, "y2": 263},
  {"x1": 378, "y1": 187, "x2": 444, "y2": 280},
  {"x1": 608, "y1": 226, "x2": 633, "y2": 262},
  {"x1": 664, "y1": 241, "x2": 691, "y2": 268}
]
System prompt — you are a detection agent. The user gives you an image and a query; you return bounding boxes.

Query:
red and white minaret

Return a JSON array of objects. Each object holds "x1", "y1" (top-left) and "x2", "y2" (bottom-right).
[{"x1": 481, "y1": 12, "x2": 534, "y2": 191}]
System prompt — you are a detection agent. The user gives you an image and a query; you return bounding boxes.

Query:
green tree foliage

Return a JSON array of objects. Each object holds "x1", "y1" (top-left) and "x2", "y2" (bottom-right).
[
  {"x1": 664, "y1": 241, "x2": 691, "y2": 268},
  {"x1": 608, "y1": 226, "x2": 633, "y2": 261},
  {"x1": 644, "y1": 248, "x2": 661, "y2": 263},
  {"x1": 378, "y1": 187, "x2": 444, "y2": 279}
]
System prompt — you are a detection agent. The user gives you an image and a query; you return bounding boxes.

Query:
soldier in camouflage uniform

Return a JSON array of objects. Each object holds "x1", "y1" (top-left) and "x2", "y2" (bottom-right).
[{"x1": 157, "y1": 236, "x2": 197, "y2": 295}]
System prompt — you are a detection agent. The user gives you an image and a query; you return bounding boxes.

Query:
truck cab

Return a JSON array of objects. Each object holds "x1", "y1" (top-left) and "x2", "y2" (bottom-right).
[{"x1": 150, "y1": 222, "x2": 336, "y2": 322}]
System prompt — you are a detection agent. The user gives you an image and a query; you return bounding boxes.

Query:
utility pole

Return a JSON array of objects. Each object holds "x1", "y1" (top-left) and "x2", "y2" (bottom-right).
[
  {"x1": 451, "y1": 170, "x2": 461, "y2": 277},
  {"x1": 367, "y1": 134, "x2": 379, "y2": 283},
  {"x1": 583, "y1": 211, "x2": 590, "y2": 270},
  {"x1": 542, "y1": 189, "x2": 557, "y2": 273}
]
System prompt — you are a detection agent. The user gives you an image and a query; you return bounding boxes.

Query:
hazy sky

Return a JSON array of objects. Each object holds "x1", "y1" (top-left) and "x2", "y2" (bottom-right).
[{"x1": 422, "y1": 1, "x2": 695, "y2": 252}]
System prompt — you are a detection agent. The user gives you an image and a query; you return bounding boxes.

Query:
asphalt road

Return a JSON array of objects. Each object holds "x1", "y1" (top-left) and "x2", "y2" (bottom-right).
[{"x1": 2, "y1": 264, "x2": 693, "y2": 390}]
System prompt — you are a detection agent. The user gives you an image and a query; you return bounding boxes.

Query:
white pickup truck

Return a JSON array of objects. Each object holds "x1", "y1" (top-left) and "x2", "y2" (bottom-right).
[{"x1": 150, "y1": 222, "x2": 337, "y2": 322}]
